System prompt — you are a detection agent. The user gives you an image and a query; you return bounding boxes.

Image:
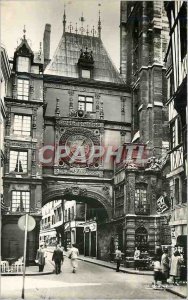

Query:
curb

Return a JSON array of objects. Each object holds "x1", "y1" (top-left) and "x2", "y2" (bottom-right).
[
  {"x1": 1, "y1": 270, "x2": 53, "y2": 276},
  {"x1": 78, "y1": 257, "x2": 153, "y2": 276},
  {"x1": 78, "y1": 257, "x2": 187, "y2": 298},
  {"x1": 165, "y1": 288, "x2": 187, "y2": 299}
]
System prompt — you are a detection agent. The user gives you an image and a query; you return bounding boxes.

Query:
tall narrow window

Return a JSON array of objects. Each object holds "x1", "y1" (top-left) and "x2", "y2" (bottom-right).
[
  {"x1": 17, "y1": 79, "x2": 29, "y2": 100},
  {"x1": 10, "y1": 151, "x2": 28, "y2": 173},
  {"x1": 17, "y1": 57, "x2": 30, "y2": 72},
  {"x1": 170, "y1": 121, "x2": 176, "y2": 149},
  {"x1": 177, "y1": 117, "x2": 182, "y2": 145},
  {"x1": 12, "y1": 191, "x2": 30, "y2": 212},
  {"x1": 71, "y1": 206, "x2": 74, "y2": 220},
  {"x1": 78, "y1": 95, "x2": 93, "y2": 112},
  {"x1": 135, "y1": 188, "x2": 148, "y2": 214},
  {"x1": 13, "y1": 115, "x2": 31, "y2": 136},
  {"x1": 175, "y1": 178, "x2": 180, "y2": 204}
]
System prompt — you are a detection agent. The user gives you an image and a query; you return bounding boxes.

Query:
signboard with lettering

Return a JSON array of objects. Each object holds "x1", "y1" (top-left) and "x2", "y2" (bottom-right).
[{"x1": 157, "y1": 196, "x2": 169, "y2": 213}]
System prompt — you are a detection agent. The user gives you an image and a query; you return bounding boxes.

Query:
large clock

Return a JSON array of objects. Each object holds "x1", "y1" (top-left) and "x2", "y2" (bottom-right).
[
  {"x1": 59, "y1": 127, "x2": 100, "y2": 168},
  {"x1": 65, "y1": 134, "x2": 94, "y2": 161}
]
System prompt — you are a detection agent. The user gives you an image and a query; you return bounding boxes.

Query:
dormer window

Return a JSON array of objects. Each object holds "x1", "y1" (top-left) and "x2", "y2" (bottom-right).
[
  {"x1": 78, "y1": 48, "x2": 94, "y2": 79},
  {"x1": 81, "y1": 69, "x2": 91, "y2": 79},
  {"x1": 17, "y1": 56, "x2": 30, "y2": 72}
]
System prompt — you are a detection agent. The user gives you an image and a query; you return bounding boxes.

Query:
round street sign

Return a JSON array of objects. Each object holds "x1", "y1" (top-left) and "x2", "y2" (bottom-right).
[{"x1": 18, "y1": 215, "x2": 36, "y2": 232}]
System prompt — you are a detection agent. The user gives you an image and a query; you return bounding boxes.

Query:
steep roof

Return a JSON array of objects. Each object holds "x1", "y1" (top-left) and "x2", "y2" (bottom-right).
[{"x1": 44, "y1": 32, "x2": 124, "y2": 84}]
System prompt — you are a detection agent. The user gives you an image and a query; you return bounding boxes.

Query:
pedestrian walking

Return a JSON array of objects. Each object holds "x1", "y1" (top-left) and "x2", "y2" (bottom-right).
[
  {"x1": 115, "y1": 247, "x2": 123, "y2": 272},
  {"x1": 134, "y1": 247, "x2": 140, "y2": 270},
  {"x1": 161, "y1": 248, "x2": 170, "y2": 284},
  {"x1": 152, "y1": 254, "x2": 163, "y2": 289},
  {"x1": 36, "y1": 244, "x2": 47, "y2": 272},
  {"x1": 52, "y1": 244, "x2": 64, "y2": 274},
  {"x1": 170, "y1": 250, "x2": 183, "y2": 285},
  {"x1": 68, "y1": 243, "x2": 79, "y2": 273}
]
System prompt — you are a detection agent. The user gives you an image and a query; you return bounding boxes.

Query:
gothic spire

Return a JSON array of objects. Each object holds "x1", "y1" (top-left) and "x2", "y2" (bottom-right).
[
  {"x1": 23, "y1": 25, "x2": 26, "y2": 40},
  {"x1": 98, "y1": 5, "x2": 102, "y2": 38},
  {"x1": 63, "y1": 5, "x2": 66, "y2": 34}
]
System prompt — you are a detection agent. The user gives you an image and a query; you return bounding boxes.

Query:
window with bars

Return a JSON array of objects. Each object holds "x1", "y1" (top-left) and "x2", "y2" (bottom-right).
[
  {"x1": 9, "y1": 150, "x2": 28, "y2": 173},
  {"x1": 78, "y1": 95, "x2": 93, "y2": 112},
  {"x1": 17, "y1": 79, "x2": 29, "y2": 100},
  {"x1": 11, "y1": 191, "x2": 30, "y2": 212},
  {"x1": 135, "y1": 188, "x2": 148, "y2": 214},
  {"x1": 17, "y1": 57, "x2": 30, "y2": 72},
  {"x1": 13, "y1": 115, "x2": 31, "y2": 136}
]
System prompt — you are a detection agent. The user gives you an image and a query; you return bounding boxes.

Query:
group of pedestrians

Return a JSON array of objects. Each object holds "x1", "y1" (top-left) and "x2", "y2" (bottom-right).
[
  {"x1": 153, "y1": 247, "x2": 184, "y2": 289},
  {"x1": 36, "y1": 243, "x2": 79, "y2": 274}
]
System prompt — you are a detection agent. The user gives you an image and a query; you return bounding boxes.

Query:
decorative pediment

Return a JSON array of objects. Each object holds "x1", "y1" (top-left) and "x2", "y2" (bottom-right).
[
  {"x1": 14, "y1": 38, "x2": 34, "y2": 62},
  {"x1": 78, "y1": 47, "x2": 94, "y2": 68}
]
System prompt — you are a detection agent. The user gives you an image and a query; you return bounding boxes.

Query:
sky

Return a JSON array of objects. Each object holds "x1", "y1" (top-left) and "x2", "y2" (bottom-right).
[{"x1": 1, "y1": 0, "x2": 121, "y2": 70}]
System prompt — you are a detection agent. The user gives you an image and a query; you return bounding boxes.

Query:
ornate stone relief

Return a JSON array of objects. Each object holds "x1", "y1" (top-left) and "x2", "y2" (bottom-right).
[
  {"x1": 146, "y1": 154, "x2": 169, "y2": 171},
  {"x1": 54, "y1": 166, "x2": 103, "y2": 177},
  {"x1": 64, "y1": 186, "x2": 87, "y2": 196}
]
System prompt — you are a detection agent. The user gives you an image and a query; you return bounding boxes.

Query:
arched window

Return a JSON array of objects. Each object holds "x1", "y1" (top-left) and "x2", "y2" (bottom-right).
[{"x1": 135, "y1": 226, "x2": 148, "y2": 252}]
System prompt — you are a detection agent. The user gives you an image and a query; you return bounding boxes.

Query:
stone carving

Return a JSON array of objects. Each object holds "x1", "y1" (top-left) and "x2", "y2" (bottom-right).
[
  {"x1": 78, "y1": 48, "x2": 94, "y2": 64},
  {"x1": 7, "y1": 141, "x2": 36, "y2": 149},
  {"x1": 124, "y1": 161, "x2": 138, "y2": 169},
  {"x1": 69, "y1": 110, "x2": 77, "y2": 117},
  {"x1": 59, "y1": 127, "x2": 100, "y2": 146},
  {"x1": 55, "y1": 98, "x2": 60, "y2": 118},
  {"x1": 100, "y1": 100, "x2": 104, "y2": 119},
  {"x1": 146, "y1": 154, "x2": 169, "y2": 171},
  {"x1": 64, "y1": 186, "x2": 87, "y2": 196},
  {"x1": 54, "y1": 166, "x2": 103, "y2": 177},
  {"x1": 32, "y1": 108, "x2": 37, "y2": 128},
  {"x1": 68, "y1": 89, "x2": 74, "y2": 96},
  {"x1": 102, "y1": 185, "x2": 110, "y2": 196},
  {"x1": 58, "y1": 120, "x2": 102, "y2": 128},
  {"x1": 95, "y1": 93, "x2": 101, "y2": 99}
]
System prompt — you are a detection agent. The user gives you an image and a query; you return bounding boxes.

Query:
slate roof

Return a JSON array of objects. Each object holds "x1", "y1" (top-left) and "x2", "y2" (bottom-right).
[{"x1": 44, "y1": 32, "x2": 124, "y2": 84}]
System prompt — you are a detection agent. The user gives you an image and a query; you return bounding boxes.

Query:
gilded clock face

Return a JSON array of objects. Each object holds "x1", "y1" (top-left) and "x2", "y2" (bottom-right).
[{"x1": 65, "y1": 134, "x2": 94, "y2": 160}]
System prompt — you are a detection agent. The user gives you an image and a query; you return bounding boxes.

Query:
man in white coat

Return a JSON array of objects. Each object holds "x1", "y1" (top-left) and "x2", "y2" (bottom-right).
[{"x1": 69, "y1": 243, "x2": 79, "y2": 273}]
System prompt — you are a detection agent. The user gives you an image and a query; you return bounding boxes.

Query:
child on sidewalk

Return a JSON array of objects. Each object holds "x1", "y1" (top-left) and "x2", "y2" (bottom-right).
[{"x1": 152, "y1": 255, "x2": 163, "y2": 289}]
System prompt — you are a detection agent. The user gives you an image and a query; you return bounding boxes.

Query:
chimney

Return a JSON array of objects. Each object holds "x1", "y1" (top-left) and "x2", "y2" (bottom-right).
[{"x1": 43, "y1": 24, "x2": 51, "y2": 68}]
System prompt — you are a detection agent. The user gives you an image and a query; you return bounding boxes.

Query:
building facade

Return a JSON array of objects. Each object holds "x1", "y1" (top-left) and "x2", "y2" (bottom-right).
[
  {"x1": 2, "y1": 2, "x2": 185, "y2": 264},
  {"x1": 1, "y1": 45, "x2": 11, "y2": 222},
  {"x1": 115, "y1": 1, "x2": 171, "y2": 260},
  {"x1": 2, "y1": 31, "x2": 44, "y2": 263},
  {"x1": 164, "y1": 1, "x2": 187, "y2": 258}
]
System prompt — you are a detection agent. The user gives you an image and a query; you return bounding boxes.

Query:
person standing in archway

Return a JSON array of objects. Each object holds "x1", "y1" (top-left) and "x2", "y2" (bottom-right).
[{"x1": 68, "y1": 243, "x2": 79, "y2": 273}]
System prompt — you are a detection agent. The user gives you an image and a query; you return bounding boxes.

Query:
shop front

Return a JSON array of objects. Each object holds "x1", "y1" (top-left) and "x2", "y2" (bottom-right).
[{"x1": 84, "y1": 221, "x2": 97, "y2": 257}]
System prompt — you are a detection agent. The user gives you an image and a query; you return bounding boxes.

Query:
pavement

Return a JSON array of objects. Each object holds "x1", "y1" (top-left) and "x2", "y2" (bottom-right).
[{"x1": 1, "y1": 246, "x2": 187, "y2": 299}]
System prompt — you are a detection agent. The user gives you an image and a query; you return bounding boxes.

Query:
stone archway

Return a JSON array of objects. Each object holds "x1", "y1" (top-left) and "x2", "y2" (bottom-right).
[{"x1": 42, "y1": 183, "x2": 112, "y2": 219}]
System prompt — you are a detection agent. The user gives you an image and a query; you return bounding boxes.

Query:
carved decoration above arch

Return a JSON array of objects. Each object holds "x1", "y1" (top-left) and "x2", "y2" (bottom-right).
[{"x1": 42, "y1": 184, "x2": 112, "y2": 219}]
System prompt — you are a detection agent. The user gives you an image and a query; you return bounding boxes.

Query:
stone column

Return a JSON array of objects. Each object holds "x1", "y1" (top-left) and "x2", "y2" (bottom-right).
[
  {"x1": 95, "y1": 92, "x2": 100, "y2": 119},
  {"x1": 126, "y1": 171, "x2": 135, "y2": 214},
  {"x1": 125, "y1": 216, "x2": 136, "y2": 257}
]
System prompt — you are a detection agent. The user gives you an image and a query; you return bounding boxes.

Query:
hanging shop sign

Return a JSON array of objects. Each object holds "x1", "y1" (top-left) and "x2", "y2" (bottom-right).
[{"x1": 156, "y1": 195, "x2": 170, "y2": 213}]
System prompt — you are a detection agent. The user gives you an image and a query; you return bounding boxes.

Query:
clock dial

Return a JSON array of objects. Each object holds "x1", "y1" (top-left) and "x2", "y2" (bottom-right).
[{"x1": 65, "y1": 134, "x2": 94, "y2": 160}]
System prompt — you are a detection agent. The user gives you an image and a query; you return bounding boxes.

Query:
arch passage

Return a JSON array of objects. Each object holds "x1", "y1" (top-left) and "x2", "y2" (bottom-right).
[{"x1": 42, "y1": 184, "x2": 112, "y2": 220}]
